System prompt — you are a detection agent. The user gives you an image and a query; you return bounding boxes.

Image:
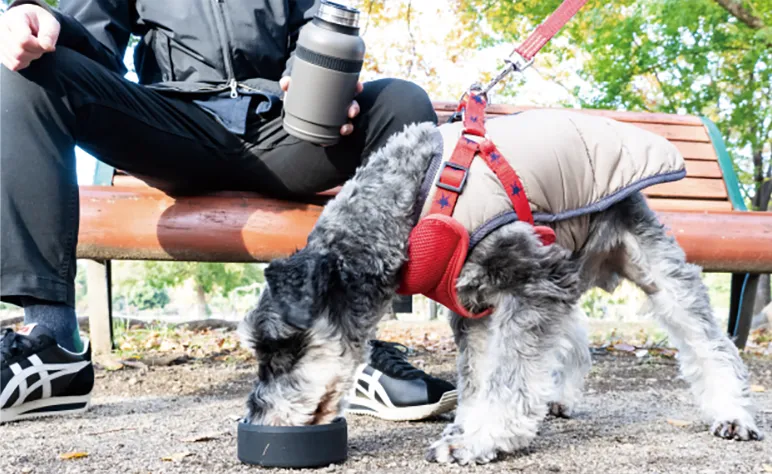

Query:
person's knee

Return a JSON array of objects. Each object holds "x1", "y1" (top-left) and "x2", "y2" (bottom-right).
[
  {"x1": 364, "y1": 78, "x2": 438, "y2": 127},
  {"x1": 2, "y1": 47, "x2": 85, "y2": 103}
]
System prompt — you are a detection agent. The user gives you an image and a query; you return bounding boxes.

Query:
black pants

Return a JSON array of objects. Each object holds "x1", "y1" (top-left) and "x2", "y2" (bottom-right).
[{"x1": 0, "y1": 47, "x2": 437, "y2": 307}]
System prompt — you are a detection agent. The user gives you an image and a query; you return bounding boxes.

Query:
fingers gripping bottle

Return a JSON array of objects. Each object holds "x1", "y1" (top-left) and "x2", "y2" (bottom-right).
[{"x1": 282, "y1": 1, "x2": 366, "y2": 146}]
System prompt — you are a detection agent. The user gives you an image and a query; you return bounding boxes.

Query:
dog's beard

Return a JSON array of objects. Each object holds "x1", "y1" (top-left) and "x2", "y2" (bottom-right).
[{"x1": 244, "y1": 317, "x2": 363, "y2": 426}]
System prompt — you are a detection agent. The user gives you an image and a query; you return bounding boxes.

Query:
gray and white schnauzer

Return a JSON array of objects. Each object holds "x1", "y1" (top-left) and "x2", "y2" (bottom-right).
[{"x1": 239, "y1": 110, "x2": 763, "y2": 465}]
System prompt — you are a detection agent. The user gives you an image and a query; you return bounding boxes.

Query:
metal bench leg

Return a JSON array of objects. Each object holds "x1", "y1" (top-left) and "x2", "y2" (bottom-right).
[
  {"x1": 86, "y1": 259, "x2": 113, "y2": 355},
  {"x1": 728, "y1": 273, "x2": 759, "y2": 350}
]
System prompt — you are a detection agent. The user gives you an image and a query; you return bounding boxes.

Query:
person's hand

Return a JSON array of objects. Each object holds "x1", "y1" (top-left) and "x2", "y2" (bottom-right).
[
  {"x1": 280, "y1": 76, "x2": 364, "y2": 139},
  {"x1": 0, "y1": 4, "x2": 60, "y2": 71}
]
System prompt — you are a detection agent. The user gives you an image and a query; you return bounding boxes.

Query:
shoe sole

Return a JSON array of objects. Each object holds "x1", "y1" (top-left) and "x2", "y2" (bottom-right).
[
  {"x1": 0, "y1": 394, "x2": 92, "y2": 424},
  {"x1": 346, "y1": 390, "x2": 457, "y2": 421}
]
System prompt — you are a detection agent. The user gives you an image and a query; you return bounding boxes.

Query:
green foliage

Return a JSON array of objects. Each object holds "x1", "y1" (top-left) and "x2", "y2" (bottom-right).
[
  {"x1": 110, "y1": 260, "x2": 264, "y2": 316},
  {"x1": 125, "y1": 284, "x2": 170, "y2": 311},
  {"x1": 140, "y1": 261, "x2": 264, "y2": 297},
  {"x1": 460, "y1": 0, "x2": 771, "y2": 206}
]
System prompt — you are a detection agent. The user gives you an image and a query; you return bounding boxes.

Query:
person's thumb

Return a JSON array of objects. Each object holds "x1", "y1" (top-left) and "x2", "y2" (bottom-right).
[{"x1": 35, "y1": 10, "x2": 60, "y2": 52}]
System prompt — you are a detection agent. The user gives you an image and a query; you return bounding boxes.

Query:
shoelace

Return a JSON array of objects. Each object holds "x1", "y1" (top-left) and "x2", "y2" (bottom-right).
[
  {"x1": 369, "y1": 340, "x2": 425, "y2": 379},
  {"x1": 0, "y1": 328, "x2": 34, "y2": 364}
]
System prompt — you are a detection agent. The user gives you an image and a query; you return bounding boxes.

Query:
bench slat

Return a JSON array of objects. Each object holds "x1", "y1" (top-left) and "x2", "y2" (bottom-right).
[
  {"x1": 670, "y1": 141, "x2": 718, "y2": 161},
  {"x1": 75, "y1": 186, "x2": 772, "y2": 273},
  {"x1": 642, "y1": 177, "x2": 728, "y2": 200},
  {"x1": 436, "y1": 110, "x2": 712, "y2": 144},
  {"x1": 432, "y1": 102, "x2": 706, "y2": 126},
  {"x1": 646, "y1": 198, "x2": 733, "y2": 212},
  {"x1": 684, "y1": 160, "x2": 722, "y2": 178},
  {"x1": 632, "y1": 123, "x2": 710, "y2": 143}
]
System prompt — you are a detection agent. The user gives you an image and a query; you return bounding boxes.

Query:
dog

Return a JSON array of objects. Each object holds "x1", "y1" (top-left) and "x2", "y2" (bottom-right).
[{"x1": 238, "y1": 113, "x2": 763, "y2": 465}]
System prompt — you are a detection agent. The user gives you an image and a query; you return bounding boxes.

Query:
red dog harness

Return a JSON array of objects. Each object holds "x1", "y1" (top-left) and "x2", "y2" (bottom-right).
[{"x1": 396, "y1": 93, "x2": 556, "y2": 318}]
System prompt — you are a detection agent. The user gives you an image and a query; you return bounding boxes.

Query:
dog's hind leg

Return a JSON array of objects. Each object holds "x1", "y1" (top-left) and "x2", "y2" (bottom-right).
[
  {"x1": 547, "y1": 306, "x2": 591, "y2": 419},
  {"x1": 604, "y1": 194, "x2": 762, "y2": 441}
]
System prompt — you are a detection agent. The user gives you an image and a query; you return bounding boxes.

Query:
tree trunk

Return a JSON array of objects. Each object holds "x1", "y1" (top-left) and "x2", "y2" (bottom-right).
[
  {"x1": 750, "y1": 149, "x2": 772, "y2": 316},
  {"x1": 194, "y1": 283, "x2": 210, "y2": 319}
]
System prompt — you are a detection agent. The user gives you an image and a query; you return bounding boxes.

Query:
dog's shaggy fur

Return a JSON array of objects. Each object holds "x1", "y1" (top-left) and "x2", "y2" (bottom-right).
[{"x1": 239, "y1": 121, "x2": 763, "y2": 464}]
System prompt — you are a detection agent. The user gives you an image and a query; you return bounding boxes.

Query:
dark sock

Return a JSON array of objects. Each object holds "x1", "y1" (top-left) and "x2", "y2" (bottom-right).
[{"x1": 21, "y1": 296, "x2": 84, "y2": 353}]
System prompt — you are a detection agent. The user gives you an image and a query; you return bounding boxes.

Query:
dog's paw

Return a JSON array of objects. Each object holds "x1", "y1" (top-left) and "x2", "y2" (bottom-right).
[
  {"x1": 711, "y1": 419, "x2": 764, "y2": 441},
  {"x1": 546, "y1": 402, "x2": 572, "y2": 419},
  {"x1": 425, "y1": 425, "x2": 499, "y2": 466},
  {"x1": 425, "y1": 436, "x2": 499, "y2": 465}
]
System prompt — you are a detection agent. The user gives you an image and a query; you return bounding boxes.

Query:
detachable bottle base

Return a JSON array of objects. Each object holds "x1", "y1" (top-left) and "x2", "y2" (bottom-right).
[{"x1": 237, "y1": 417, "x2": 348, "y2": 468}]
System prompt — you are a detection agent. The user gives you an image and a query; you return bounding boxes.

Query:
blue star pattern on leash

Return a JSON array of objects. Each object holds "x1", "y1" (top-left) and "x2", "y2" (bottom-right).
[
  {"x1": 472, "y1": 95, "x2": 484, "y2": 104},
  {"x1": 490, "y1": 152, "x2": 500, "y2": 162},
  {"x1": 437, "y1": 193, "x2": 450, "y2": 209},
  {"x1": 469, "y1": 115, "x2": 479, "y2": 123},
  {"x1": 510, "y1": 184, "x2": 521, "y2": 196}
]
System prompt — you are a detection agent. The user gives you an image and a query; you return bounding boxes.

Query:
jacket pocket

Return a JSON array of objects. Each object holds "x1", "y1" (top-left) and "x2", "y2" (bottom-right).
[{"x1": 147, "y1": 29, "x2": 175, "y2": 82}]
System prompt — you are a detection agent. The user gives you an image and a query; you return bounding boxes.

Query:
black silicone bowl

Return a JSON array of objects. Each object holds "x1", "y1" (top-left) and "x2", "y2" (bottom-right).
[{"x1": 237, "y1": 417, "x2": 348, "y2": 468}]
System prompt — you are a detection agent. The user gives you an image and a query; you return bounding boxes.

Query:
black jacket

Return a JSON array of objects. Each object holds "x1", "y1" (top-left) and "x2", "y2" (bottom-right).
[{"x1": 11, "y1": 0, "x2": 320, "y2": 98}]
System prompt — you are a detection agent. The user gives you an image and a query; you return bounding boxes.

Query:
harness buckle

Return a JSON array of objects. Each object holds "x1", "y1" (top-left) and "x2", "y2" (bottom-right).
[{"x1": 436, "y1": 161, "x2": 470, "y2": 194}]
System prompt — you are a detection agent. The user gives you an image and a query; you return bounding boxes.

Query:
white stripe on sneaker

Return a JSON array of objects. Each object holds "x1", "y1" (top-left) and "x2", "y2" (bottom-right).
[
  {"x1": 28, "y1": 354, "x2": 52, "y2": 401},
  {"x1": 9, "y1": 363, "x2": 26, "y2": 408}
]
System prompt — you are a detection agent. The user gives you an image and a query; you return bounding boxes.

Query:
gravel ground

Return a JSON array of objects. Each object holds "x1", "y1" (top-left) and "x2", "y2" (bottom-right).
[{"x1": 2, "y1": 350, "x2": 771, "y2": 474}]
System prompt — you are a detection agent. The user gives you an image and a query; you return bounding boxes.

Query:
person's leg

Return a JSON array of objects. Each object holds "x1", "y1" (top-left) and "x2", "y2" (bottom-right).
[
  {"x1": 1, "y1": 46, "x2": 246, "y2": 351},
  {"x1": 231, "y1": 78, "x2": 439, "y2": 197}
]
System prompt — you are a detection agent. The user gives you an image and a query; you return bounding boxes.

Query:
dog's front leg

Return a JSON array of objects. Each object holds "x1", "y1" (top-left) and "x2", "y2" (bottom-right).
[{"x1": 427, "y1": 296, "x2": 562, "y2": 465}]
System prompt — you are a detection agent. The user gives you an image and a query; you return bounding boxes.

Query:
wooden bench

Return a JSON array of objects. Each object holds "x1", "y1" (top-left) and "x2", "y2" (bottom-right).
[{"x1": 78, "y1": 102, "x2": 772, "y2": 354}]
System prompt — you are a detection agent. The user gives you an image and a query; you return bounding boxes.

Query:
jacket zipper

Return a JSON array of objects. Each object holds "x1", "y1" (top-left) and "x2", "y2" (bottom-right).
[{"x1": 211, "y1": 0, "x2": 239, "y2": 98}]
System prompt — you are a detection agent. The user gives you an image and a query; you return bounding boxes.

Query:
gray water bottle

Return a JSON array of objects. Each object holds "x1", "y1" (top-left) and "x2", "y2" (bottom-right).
[{"x1": 282, "y1": 1, "x2": 366, "y2": 146}]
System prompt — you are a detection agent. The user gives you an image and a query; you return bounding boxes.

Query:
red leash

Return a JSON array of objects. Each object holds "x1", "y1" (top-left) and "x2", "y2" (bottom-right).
[
  {"x1": 462, "y1": 0, "x2": 588, "y2": 102},
  {"x1": 513, "y1": 0, "x2": 588, "y2": 61}
]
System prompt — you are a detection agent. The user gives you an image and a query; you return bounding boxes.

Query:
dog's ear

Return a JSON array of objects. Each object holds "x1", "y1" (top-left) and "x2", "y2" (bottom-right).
[{"x1": 263, "y1": 249, "x2": 335, "y2": 330}]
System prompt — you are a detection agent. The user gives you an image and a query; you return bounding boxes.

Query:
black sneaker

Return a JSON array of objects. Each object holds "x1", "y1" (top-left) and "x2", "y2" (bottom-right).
[
  {"x1": 346, "y1": 340, "x2": 457, "y2": 421},
  {"x1": 0, "y1": 324, "x2": 94, "y2": 424}
]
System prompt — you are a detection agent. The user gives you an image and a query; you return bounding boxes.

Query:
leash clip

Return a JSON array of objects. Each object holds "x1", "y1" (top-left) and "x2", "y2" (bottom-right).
[
  {"x1": 508, "y1": 51, "x2": 535, "y2": 73},
  {"x1": 478, "y1": 52, "x2": 534, "y2": 100}
]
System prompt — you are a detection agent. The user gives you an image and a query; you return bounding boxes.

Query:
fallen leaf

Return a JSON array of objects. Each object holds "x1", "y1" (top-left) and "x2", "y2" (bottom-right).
[
  {"x1": 613, "y1": 343, "x2": 636, "y2": 352},
  {"x1": 95, "y1": 354, "x2": 124, "y2": 371},
  {"x1": 20, "y1": 467, "x2": 33, "y2": 473},
  {"x1": 666, "y1": 418, "x2": 691, "y2": 428},
  {"x1": 751, "y1": 385, "x2": 766, "y2": 393},
  {"x1": 762, "y1": 464, "x2": 772, "y2": 473},
  {"x1": 182, "y1": 432, "x2": 222, "y2": 443},
  {"x1": 59, "y1": 452, "x2": 88, "y2": 460},
  {"x1": 162, "y1": 451, "x2": 192, "y2": 462}
]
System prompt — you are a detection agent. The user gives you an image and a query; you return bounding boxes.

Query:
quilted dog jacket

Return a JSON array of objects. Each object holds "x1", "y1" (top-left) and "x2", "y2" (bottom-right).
[{"x1": 415, "y1": 109, "x2": 687, "y2": 251}]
